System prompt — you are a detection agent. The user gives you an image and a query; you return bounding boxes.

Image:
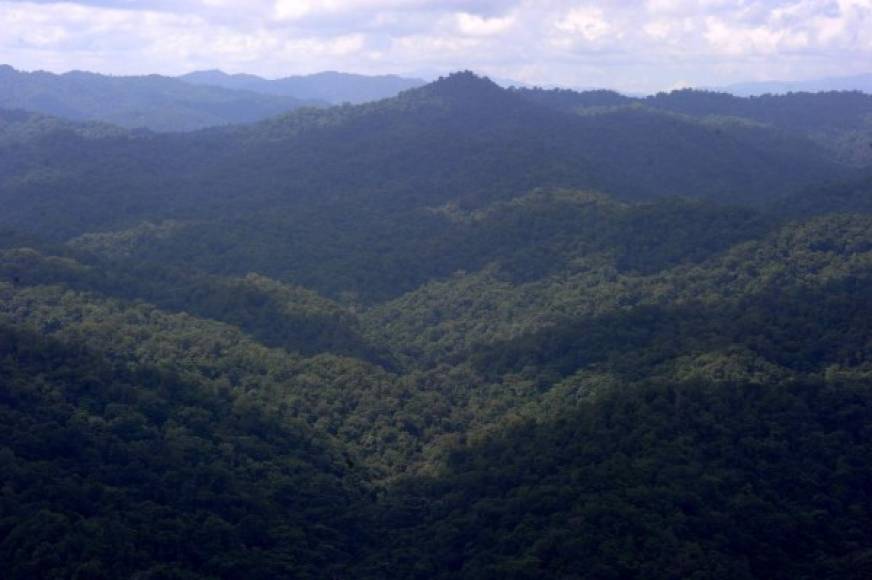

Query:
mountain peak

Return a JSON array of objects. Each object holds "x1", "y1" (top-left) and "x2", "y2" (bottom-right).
[
  {"x1": 413, "y1": 71, "x2": 508, "y2": 104},
  {"x1": 430, "y1": 70, "x2": 501, "y2": 91}
]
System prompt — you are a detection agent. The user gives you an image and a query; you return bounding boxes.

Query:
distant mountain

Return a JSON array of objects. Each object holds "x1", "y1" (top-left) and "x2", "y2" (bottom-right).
[
  {"x1": 179, "y1": 69, "x2": 425, "y2": 104},
  {"x1": 0, "y1": 72, "x2": 850, "y2": 301},
  {"x1": 0, "y1": 64, "x2": 320, "y2": 131},
  {"x1": 517, "y1": 86, "x2": 872, "y2": 130},
  {"x1": 716, "y1": 73, "x2": 872, "y2": 96},
  {"x1": 517, "y1": 85, "x2": 872, "y2": 166}
]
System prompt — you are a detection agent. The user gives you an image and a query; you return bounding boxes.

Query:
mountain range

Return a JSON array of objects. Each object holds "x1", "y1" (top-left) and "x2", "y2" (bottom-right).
[
  {"x1": 0, "y1": 65, "x2": 425, "y2": 131},
  {"x1": 717, "y1": 72, "x2": 872, "y2": 96},
  {"x1": 179, "y1": 69, "x2": 425, "y2": 104},
  {"x1": 0, "y1": 64, "x2": 322, "y2": 131},
  {"x1": 1, "y1": 71, "x2": 872, "y2": 578}
]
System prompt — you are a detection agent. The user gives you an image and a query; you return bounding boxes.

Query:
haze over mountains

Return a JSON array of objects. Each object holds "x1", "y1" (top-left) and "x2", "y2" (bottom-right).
[
  {"x1": 717, "y1": 72, "x2": 872, "y2": 97},
  {"x1": 2, "y1": 69, "x2": 872, "y2": 578},
  {"x1": 180, "y1": 69, "x2": 426, "y2": 104},
  {"x1": 3, "y1": 73, "x2": 866, "y2": 279},
  {"x1": 0, "y1": 65, "x2": 321, "y2": 132},
  {"x1": 4, "y1": 63, "x2": 872, "y2": 133},
  {"x1": 0, "y1": 65, "x2": 425, "y2": 131}
]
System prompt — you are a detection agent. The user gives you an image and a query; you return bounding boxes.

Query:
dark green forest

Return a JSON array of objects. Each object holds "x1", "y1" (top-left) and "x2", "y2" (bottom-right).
[{"x1": 1, "y1": 72, "x2": 872, "y2": 578}]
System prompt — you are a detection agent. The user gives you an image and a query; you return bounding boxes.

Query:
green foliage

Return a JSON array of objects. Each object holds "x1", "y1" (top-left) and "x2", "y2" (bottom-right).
[
  {"x1": 1, "y1": 73, "x2": 872, "y2": 578},
  {"x1": 372, "y1": 379, "x2": 872, "y2": 579},
  {"x1": 1, "y1": 203, "x2": 870, "y2": 578},
  {"x1": 0, "y1": 324, "x2": 369, "y2": 579}
]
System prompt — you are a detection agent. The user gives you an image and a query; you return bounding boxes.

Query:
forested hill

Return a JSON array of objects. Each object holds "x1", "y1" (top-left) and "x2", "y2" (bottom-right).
[
  {"x1": 2, "y1": 195, "x2": 871, "y2": 578},
  {"x1": 1, "y1": 71, "x2": 872, "y2": 578},
  {"x1": 0, "y1": 64, "x2": 321, "y2": 131},
  {"x1": 235, "y1": 72, "x2": 846, "y2": 207},
  {"x1": 0, "y1": 73, "x2": 863, "y2": 302},
  {"x1": 519, "y1": 85, "x2": 872, "y2": 130},
  {"x1": 517, "y1": 85, "x2": 872, "y2": 165},
  {"x1": 0, "y1": 73, "x2": 852, "y2": 235}
]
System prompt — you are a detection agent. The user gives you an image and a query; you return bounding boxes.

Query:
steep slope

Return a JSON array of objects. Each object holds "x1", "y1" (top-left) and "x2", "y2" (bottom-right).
[
  {"x1": 0, "y1": 65, "x2": 319, "y2": 131},
  {"x1": 181, "y1": 69, "x2": 425, "y2": 104}
]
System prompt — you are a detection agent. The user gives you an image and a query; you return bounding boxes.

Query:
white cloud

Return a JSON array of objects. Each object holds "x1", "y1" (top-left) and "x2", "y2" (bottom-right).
[
  {"x1": 393, "y1": 33, "x2": 480, "y2": 54},
  {"x1": 643, "y1": 19, "x2": 672, "y2": 40},
  {"x1": 274, "y1": 0, "x2": 315, "y2": 21},
  {"x1": 704, "y1": 16, "x2": 809, "y2": 55},
  {"x1": 555, "y1": 5, "x2": 611, "y2": 41},
  {"x1": 1, "y1": 0, "x2": 872, "y2": 92},
  {"x1": 456, "y1": 11, "x2": 514, "y2": 36},
  {"x1": 645, "y1": 0, "x2": 691, "y2": 14}
]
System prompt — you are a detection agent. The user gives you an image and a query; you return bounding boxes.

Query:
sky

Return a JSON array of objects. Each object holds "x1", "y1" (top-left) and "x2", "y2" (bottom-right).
[{"x1": 1, "y1": 0, "x2": 871, "y2": 93}]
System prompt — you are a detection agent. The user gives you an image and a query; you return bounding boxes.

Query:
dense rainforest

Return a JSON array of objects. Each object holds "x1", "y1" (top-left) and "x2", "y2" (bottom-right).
[{"x1": 1, "y1": 72, "x2": 872, "y2": 579}]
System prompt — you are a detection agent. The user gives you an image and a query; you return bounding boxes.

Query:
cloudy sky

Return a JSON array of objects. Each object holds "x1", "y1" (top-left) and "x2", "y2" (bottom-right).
[{"x1": 1, "y1": 0, "x2": 871, "y2": 92}]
